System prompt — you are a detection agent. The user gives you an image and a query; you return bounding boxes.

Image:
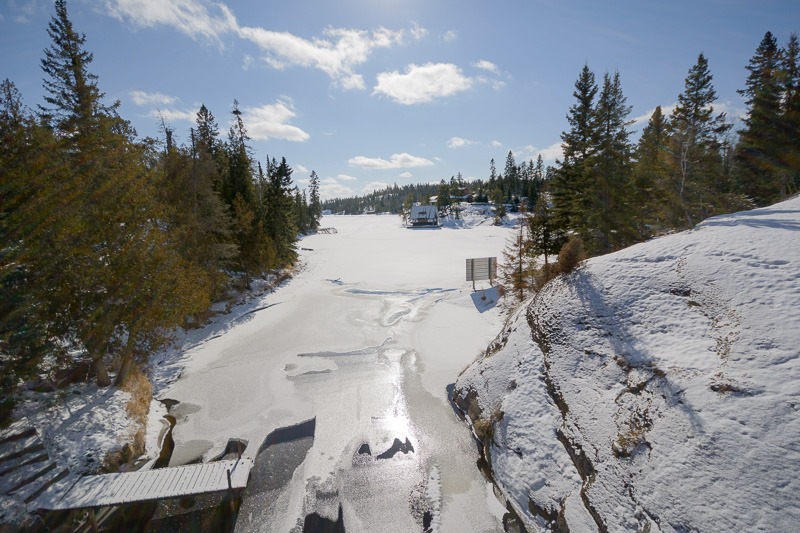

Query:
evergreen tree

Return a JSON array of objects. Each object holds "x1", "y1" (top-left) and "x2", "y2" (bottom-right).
[
  {"x1": 589, "y1": 71, "x2": 637, "y2": 253},
  {"x1": 504, "y1": 151, "x2": 518, "y2": 202},
  {"x1": 667, "y1": 53, "x2": 733, "y2": 227},
  {"x1": 436, "y1": 179, "x2": 451, "y2": 216},
  {"x1": 633, "y1": 106, "x2": 672, "y2": 230},
  {"x1": 39, "y1": 0, "x2": 117, "y2": 137},
  {"x1": 225, "y1": 99, "x2": 255, "y2": 207},
  {"x1": 22, "y1": 1, "x2": 209, "y2": 386},
  {"x1": 527, "y1": 192, "x2": 564, "y2": 269},
  {"x1": 264, "y1": 157, "x2": 298, "y2": 266},
  {"x1": 779, "y1": 33, "x2": 800, "y2": 198},
  {"x1": 552, "y1": 64, "x2": 598, "y2": 239},
  {"x1": 161, "y1": 133, "x2": 237, "y2": 295},
  {"x1": 500, "y1": 220, "x2": 534, "y2": 303},
  {"x1": 308, "y1": 170, "x2": 322, "y2": 230},
  {"x1": 736, "y1": 32, "x2": 785, "y2": 204}
]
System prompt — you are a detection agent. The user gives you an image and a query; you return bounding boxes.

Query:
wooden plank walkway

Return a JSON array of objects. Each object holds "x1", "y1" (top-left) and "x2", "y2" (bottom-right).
[
  {"x1": 0, "y1": 418, "x2": 69, "y2": 504},
  {"x1": 34, "y1": 457, "x2": 252, "y2": 511}
]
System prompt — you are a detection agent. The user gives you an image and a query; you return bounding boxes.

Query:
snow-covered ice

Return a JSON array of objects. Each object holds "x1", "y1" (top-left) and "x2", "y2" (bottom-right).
[
  {"x1": 456, "y1": 197, "x2": 800, "y2": 532},
  {"x1": 153, "y1": 210, "x2": 516, "y2": 531}
]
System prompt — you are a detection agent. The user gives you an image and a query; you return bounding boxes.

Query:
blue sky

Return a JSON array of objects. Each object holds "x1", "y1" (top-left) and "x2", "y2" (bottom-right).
[{"x1": 2, "y1": 1, "x2": 799, "y2": 199}]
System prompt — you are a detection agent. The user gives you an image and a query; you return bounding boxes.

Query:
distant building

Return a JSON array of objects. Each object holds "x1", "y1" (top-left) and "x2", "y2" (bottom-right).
[{"x1": 410, "y1": 205, "x2": 438, "y2": 227}]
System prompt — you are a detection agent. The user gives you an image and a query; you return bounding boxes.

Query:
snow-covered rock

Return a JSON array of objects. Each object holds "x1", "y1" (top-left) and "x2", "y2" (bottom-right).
[{"x1": 455, "y1": 196, "x2": 800, "y2": 532}]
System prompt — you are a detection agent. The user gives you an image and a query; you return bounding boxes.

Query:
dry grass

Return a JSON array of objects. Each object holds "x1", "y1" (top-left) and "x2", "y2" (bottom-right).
[
  {"x1": 555, "y1": 236, "x2": 587, "y2": 275},
  {"x1": 473, "y1": 408, "x2": 504, "y2": 443},
  {"x1": 102, "y1": 366, "x2": 151, "y2": 472}
]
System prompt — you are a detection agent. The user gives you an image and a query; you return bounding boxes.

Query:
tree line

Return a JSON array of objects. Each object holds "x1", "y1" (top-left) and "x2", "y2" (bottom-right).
[
  {"x1": 0, "y1": 0, "x2": 321, "y2": 422},
  {"x1": 501, "y1": 32, "x2": 800, "y2": 302}
]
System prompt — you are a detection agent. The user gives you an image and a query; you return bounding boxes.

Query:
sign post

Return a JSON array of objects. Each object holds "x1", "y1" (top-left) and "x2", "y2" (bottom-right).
[{"x1": 466, "y1": 257, "x2": 497, "y2": 291}]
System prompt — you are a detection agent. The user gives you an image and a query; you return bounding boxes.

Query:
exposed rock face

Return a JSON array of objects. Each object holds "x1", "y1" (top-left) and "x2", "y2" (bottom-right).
[{"x1": 455, "y1": 198, "x2": 800, "y2": 532}]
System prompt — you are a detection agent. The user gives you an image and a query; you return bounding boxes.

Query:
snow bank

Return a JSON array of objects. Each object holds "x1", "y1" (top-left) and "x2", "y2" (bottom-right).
[
  {"x1": 456, "y1": 196, "x2": 800, "y2": 532},
  {"x1": 14, "y1": 384, "x2": 135, "y2": 475}
]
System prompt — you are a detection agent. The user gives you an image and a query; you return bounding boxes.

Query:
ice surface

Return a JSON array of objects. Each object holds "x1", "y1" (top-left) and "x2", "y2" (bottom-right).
[{"x1": 152, "y1": 209, "x2": 516, "y2": 531}]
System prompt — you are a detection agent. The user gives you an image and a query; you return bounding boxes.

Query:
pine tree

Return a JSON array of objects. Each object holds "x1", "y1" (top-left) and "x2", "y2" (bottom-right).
[
  {"x1": 225, "y1": 99, "x2": 255, "y2": 207},
  {"x1": 527, "y1": 192, "x2": 564, "y2": 270},
  {"x1": 1, "y1": 81, "x2": 57, "y2": 419},
  {"x1": 589, "y1": 71, "x2": 636, "y2": 253},
  {"x1": 736, "y1": 32, "x2": 785, "y2": 204},
  {"x1": 552, "y1": 64, "x2": 598, "y2": 240},
  {"x1": 633, "y1": 106, "x2": 672, "y2": 230},
  {"x1": 436, "y1": 179, "x2": 451, "y2": 217},
  {"x1": 500, "y1": 219, "x2": 534, "y2": 303},
  {"x1": 779, "y1": 33, "x2": 800, "y2": 198},
  {"x1": 39, "y1": 0, "x2": 117, "y2": 137},
  {"x1": 667, "y1": 53, "x2": 733, "y2": 227},
  {"x1": 264, "y1": 157, "x2": 298, "y2": 266},
  {"x1": 504, "y1": 151, "x2": 518, "y2": 203},
  {"x1": 308, "y1": 170, "x2": 322, "y2": 230},
  {"x1": 23, "y1": 1, "x2": 209, "y2": 386}
]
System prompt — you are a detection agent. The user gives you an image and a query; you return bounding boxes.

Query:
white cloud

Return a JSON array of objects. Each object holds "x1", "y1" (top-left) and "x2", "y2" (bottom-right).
[
  {"x1": 473, "y1": 59, "x2": 500, "y2": 75},
  {"x1": 410, "y1": 22, "x2": 428, "y2": 40},
  {"x1": 242, "y1": 54, "x2": 254, "y2": 70},
  {"x1": 373, "y1": 63, "x2": 473, "y2": 105},
  {"x1": 244, "y1": 100, "x2": 310, "y2": 142},
  {"x1": 130, "y1": 90, "x2": 179, "y2": 106},
  {"x1": 103, "y1": 1, "x2": 424, "y2": 89},
  {"x1": 363, "y1": 181, "x2": 391, "y2": 194},
  {"x1": 442, "y1": 30, "x2": 457, "y2": 42},
  {"x1": 102, "y1": 0, "x2": 237, "y2": 45},
  {"x1": 295, "y1": 164, "x2": 309, "y2": 174},
  {"x1": 336, "y1": 174, "x2": 358, "y2": 181},
  {"x1": 398, "y1": 172, "x2": 413, "y2": 179},
  {"x1": 447, "y1": 136, "x2": 475, "y2": 149},
  {"x1": 490, "y1": 140, "x2": 503, "y2": 148},
  {"x1": 630, "y1": 104, "x2": 677, "y2": 128},
  {"x1": 631, "y1": 101, "x2": 745, "y2": 131},
  {"x1": 148, "y1": 108, "x2": 196, "y2": 122},
  {"x1": 8, "y1": 0, "x2": 40, "y2": 24},
  {"x1": 538, "y1": 142, "x2": 564, "y2": 162},
  {"x1": 348, "y1": 152, "x2": 433, "y2": 169},
  {"x1": 319, "y1": 177, "x2": 355, "y2": 200},
  {"x1": 238, "y1": 24, "x2": 424, "y2": 90}
]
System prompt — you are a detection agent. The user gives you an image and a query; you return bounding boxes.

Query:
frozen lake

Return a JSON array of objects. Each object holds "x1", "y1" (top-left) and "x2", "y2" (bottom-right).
[{"x1": 161, "y1": 214, "x2": 514, "y2": 532}]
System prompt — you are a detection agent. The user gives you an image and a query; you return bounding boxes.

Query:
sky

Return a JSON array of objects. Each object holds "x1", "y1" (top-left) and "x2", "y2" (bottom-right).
[{"x1": 2, "y1": 0, "x2": 799, "y2": 200}]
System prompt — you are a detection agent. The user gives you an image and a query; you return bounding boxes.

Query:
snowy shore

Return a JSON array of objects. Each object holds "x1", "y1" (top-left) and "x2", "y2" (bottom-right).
[{"x1": 456, "y1": 196, "x2": 800, "y2": 532}]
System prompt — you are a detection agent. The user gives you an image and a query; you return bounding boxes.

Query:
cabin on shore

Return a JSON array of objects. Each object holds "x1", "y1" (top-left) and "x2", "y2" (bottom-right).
[{"x1": 410, "y1": 205, "x2": 439, "y2": 227}]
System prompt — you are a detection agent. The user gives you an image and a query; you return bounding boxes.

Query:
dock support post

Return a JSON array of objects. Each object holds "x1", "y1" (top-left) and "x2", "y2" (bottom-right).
[{"x1": 227, "y1": 469, "x2": 235, "y2": 514}]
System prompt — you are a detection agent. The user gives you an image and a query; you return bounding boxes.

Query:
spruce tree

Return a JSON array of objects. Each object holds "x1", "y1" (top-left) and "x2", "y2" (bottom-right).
[
  {"x1": 26, "y1": 1, "x2": 208, "y2": 385},
  {"x1": 500, "y1": 220, "x2": 533, "y2": 303},
  {"x1": 308, "y1": 170, "x2": 322, "y2": 230},
  {"x1": 736, "y1": 32, "x2": 785, "y2": 204},
  {"x1": 264, "y1": 157, "x2": 298, "y2": 266},
  {"x1": 527, "y1": 192, "x2": 564, "y2": 270},
  {"x1": 39, "y1": 0, "x2": 117, "y2": 137},
  {"x1": 551, "y1": 64, "x2": 598, "y2": 241},
  {"x1": 667, "y1": 53, "x2": 732, "y2": 227},
  {"x1": 633, "y1": 106, "x2": 672, "y2": 230},
  {"x1": 590, "y1": 71, "x2": 636, "y2": 252},
  {"x1": 780, "y1": 33, "x2": 800, "y2": 198}
]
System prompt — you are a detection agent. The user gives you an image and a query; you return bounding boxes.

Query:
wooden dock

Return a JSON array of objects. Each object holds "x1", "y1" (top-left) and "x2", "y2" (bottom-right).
[{"x1": 33, "y1": 456, "x2": 252, "y2": 511}]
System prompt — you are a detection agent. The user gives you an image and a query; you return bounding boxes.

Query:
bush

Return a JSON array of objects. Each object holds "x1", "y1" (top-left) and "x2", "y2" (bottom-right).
[{"x1": 556, "y1": 236, "x2": 586, "y2": 275}]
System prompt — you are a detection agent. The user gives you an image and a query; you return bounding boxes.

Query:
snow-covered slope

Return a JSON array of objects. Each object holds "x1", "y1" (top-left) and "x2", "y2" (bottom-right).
[{"x1": 455, "y1": 197, "x2": 800, "y2": 532}]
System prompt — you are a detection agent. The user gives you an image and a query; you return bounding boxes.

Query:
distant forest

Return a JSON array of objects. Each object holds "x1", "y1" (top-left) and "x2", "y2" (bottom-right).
[{"x1": 321, "y1": 153, "x2": 550, "y2": 216}]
